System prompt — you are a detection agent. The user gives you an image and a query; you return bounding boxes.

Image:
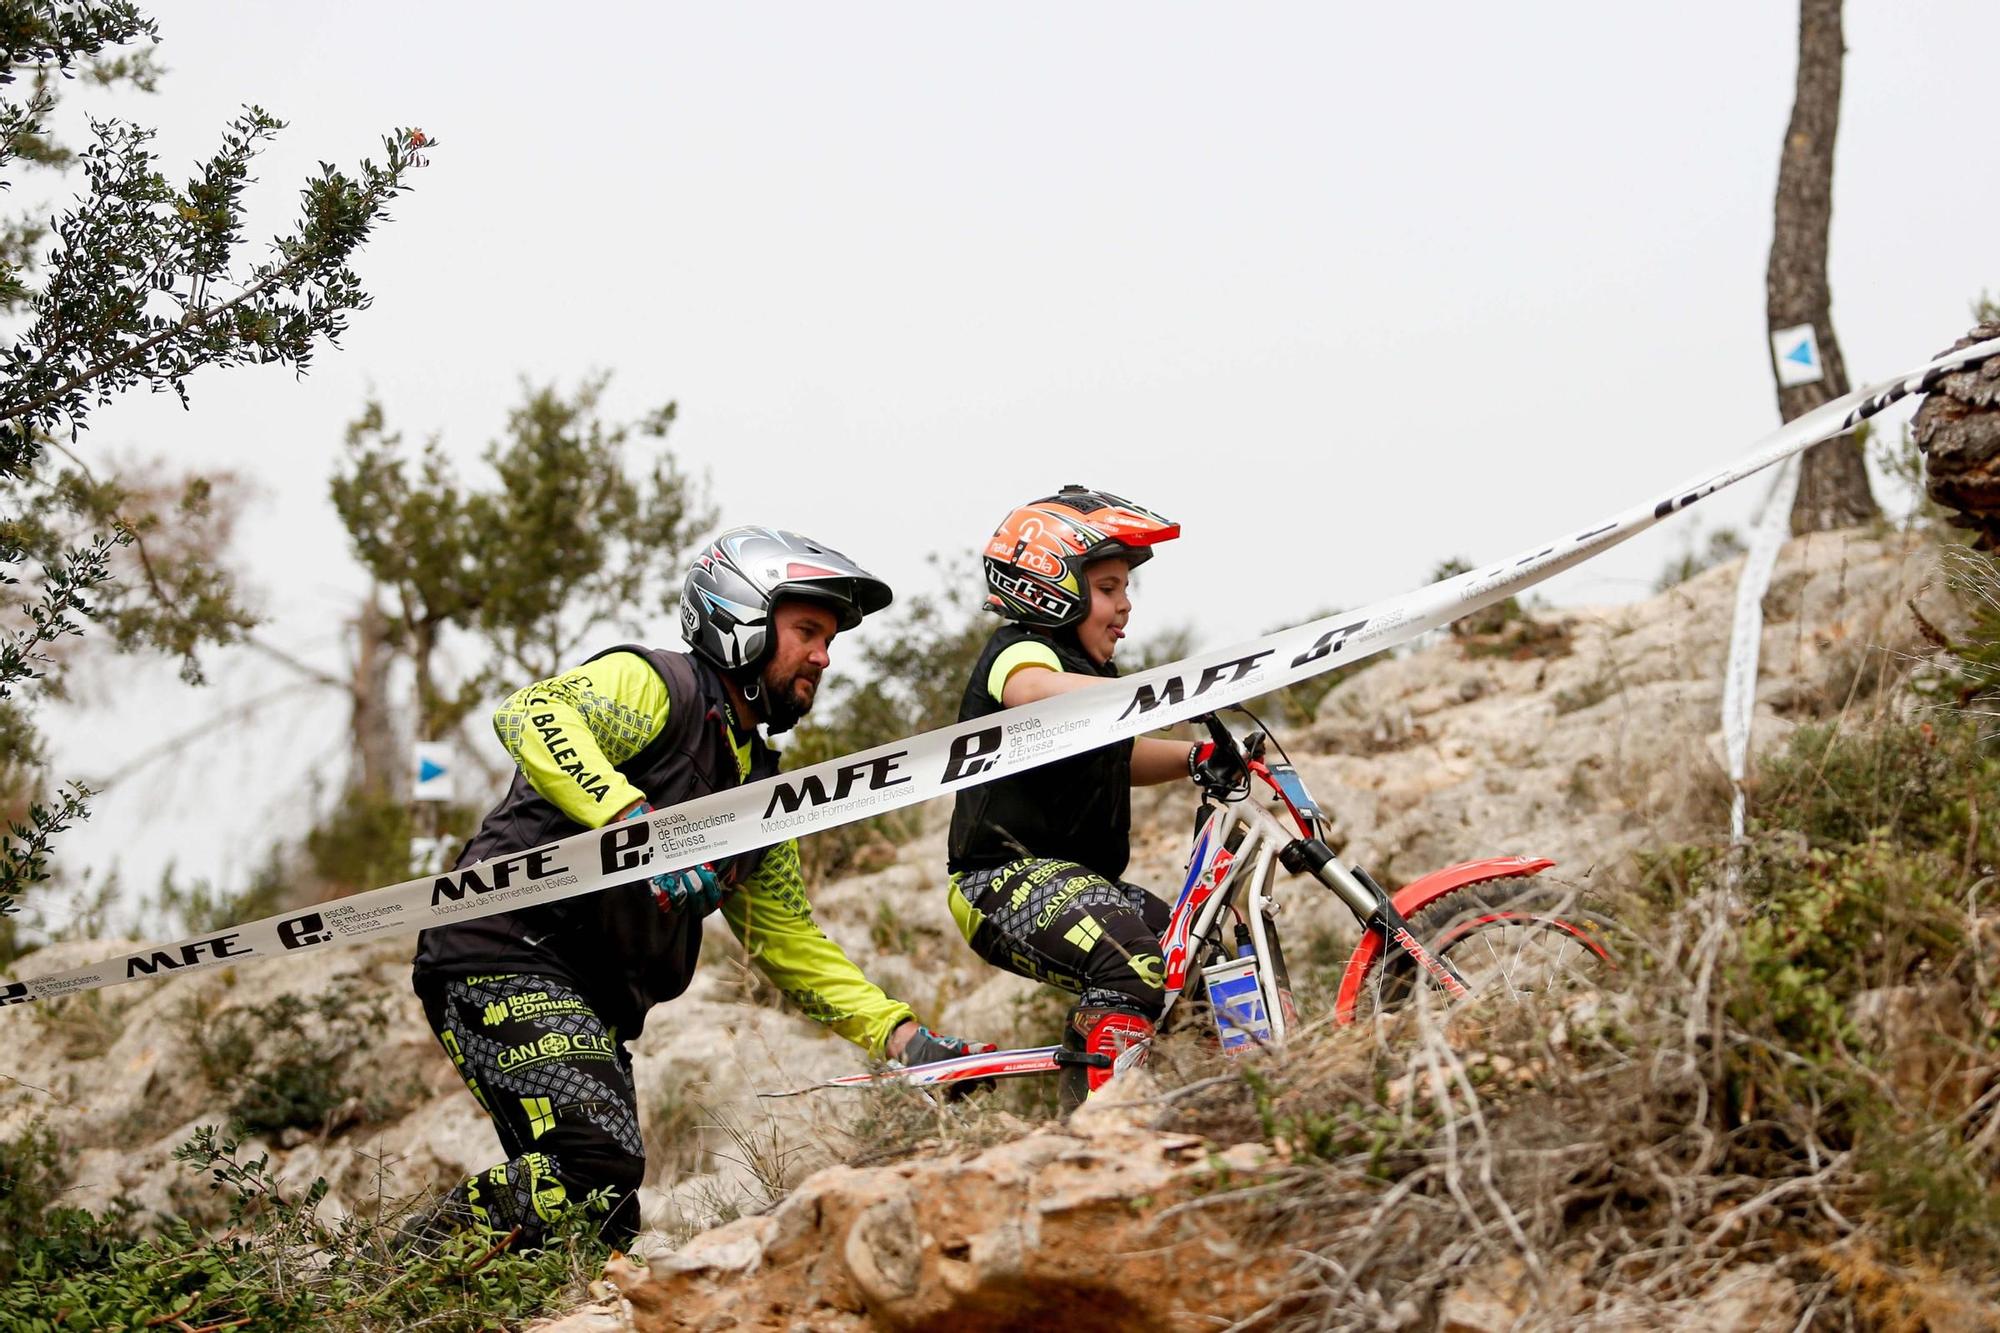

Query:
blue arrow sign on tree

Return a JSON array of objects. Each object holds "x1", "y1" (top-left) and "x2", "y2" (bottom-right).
[{"x1": 1771, "y1": 323, "x2": 1824, "y2": 388}]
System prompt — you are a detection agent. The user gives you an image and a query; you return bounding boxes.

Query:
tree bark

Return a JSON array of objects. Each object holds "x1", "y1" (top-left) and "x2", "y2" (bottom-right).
[
  {"x1": 348, "y1": 593, "x2": 402, "y2": 801},
  {"x1": 1768, "y1": 0, "x2": 1879, "y2": 533},
  {"x1": 1913, "y1": 321, "x2": 2000, "y2": 550}
]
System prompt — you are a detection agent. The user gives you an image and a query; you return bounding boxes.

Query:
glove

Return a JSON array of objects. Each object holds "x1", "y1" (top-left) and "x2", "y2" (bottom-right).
[
  {"x1": 1188, "y1": 740, "x2": 1247, "y2": 790},
  {"x1": 898, "y1": 1024, "x2": 1000, "y2": 1099},
  {"x1": 650, "y1": 863, "x2": 723, "y2": 917},
  {"x1": 622, "y1": 801, "x2": 724, "y2": 917},
  {"x1": 899, "y1": 1025, "x2": 998, "y2": 1067}
]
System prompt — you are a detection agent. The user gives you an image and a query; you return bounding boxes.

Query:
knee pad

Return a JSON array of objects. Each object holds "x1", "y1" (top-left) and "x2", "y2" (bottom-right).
[{"x1": 451, "y1": 1150, "x2": 575, "y2": 1242}]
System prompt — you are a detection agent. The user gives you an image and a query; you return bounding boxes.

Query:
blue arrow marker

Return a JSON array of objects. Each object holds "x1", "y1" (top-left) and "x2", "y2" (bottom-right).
[
  {"x1": 419, "y1": 758, "x2": 446, "y2": 784},
  {"x1": 1785, "y1": 339, "x2": 1816, "y2": 367}
]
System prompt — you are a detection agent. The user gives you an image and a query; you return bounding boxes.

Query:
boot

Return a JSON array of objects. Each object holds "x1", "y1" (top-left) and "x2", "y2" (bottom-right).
[{"x1": 1057, "y1": 1004, "x2": 1156, "y2": 1113}]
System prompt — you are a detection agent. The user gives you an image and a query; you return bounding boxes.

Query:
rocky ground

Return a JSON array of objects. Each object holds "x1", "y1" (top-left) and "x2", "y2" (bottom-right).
[{"x1": 0, "y1": 527, "x2": 1963, "y2": 1330}]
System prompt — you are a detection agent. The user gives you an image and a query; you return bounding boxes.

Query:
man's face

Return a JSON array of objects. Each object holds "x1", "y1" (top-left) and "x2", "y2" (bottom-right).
[{"x1": 758, "y1": 598, "x2": 840, "y2": 731}]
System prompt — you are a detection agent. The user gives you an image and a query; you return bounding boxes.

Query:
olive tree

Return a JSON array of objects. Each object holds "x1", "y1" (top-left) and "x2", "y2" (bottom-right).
[{"x1": 0, "y1": 1, "x2": 434, "y2": 920}]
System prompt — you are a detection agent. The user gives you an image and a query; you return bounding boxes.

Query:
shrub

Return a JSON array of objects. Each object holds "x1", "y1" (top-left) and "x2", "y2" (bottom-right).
[
  {"x1": 31, "y1": 988, "x2": 127, "y2": 1060},
  {"x1": 1127, "y1": 631, "x2": 2000, "y2": 1324},
  {"x1": 1654, "y1": 526, "x2": 1747, "y2": 591},
  {"x1": 170, "y1": 977, "x2": 395, "y2": 1136},
  {"x1": 1751, "y1": 713, "x2": 1993, "y2": 856},
  {"x1": 0, "y1": 1126, "x2": 606, "y2": 1331}
]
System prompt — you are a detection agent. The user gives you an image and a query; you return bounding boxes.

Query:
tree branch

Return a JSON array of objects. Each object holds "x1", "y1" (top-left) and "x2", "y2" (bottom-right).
[
  {"x1": 80, "y1": 679, "x2": 318, "y2": 790},
  {"x1": 244, "y1": 635, "x2": 345, "y2": 689},
  {"x1": 5, "y1": 254, "x2": 323, "y2": 424}
]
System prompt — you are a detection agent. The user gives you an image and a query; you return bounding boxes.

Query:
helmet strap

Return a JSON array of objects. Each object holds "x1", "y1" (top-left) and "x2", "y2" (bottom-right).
[
  {"x1": 713, "y1": 663, "x2": 766, "y2": 735},
  {"x1": 717, "y1": 690, "x2": 746, "y2": 736}
]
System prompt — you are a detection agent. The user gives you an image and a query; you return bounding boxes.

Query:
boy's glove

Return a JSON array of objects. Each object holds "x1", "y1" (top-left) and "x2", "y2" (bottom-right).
[
  {"x1": 650, "y1": 863, "x2": 723, "y2": 916},
  {"x1": 1188, "y1": 739, "x2": 1247, "y2": 790}
]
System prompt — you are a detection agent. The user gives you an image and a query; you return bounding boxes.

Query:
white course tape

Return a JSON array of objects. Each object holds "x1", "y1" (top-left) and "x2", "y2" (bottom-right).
[
  {"x1": 5, "y1": 335, "x2": 1996, "y2": 1008},
  {"x1": 1723, "y1": 454, "x2": 1803, "y2": 853}
]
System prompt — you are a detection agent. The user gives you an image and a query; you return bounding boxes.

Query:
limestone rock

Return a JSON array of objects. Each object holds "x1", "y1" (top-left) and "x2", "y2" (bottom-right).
[
  {"x1": 1275, "y1": 533, "x2": 1934, "y2": 958},
  {"x1": 605, "y1": 1118, "x2": 1285, "y2": 1332}
]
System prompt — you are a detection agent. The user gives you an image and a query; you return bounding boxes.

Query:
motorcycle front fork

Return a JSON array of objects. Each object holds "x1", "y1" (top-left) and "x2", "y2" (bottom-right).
[{"x1": 1280, "y1": 837, "x2": 1473, "y2": 1000}]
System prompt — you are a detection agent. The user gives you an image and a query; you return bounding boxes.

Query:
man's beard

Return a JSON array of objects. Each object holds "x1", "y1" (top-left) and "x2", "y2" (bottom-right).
[{"x1": 756, "y1": 661, "x2": 818, "y2": 734}]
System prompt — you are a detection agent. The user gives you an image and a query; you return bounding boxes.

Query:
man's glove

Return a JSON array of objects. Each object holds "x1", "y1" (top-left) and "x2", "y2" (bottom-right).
[
  {"x1": 899, "y1": 1025, "x2": 998, "y2": 1067},
  {"x1": 898, "y1": 1025, "x2": 1000, "y2": 1099},
  {"x1": 623, "y1": 801, "x2": 724, "y2": 917},
  {"x1": 1188, "y1": 740, "x2": 1248, "y2": 791},
  {"x1": 650, "y1": 863, "x2": 723, "y2": 916}
]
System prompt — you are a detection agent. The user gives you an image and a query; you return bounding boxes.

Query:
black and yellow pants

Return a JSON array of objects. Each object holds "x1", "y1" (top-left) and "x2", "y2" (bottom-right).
[
  {"x1": 415, "y1": 972, "x2": 646, "y2": 1247},
  {"x1": 949, "y1": 858, "x2": 1170, "y2": 1018}
]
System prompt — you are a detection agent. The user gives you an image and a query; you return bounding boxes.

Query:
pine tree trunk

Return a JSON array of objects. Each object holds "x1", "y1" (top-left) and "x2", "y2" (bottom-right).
[
  {"x1": 1768, "y1": 0, "x2": 1878, "y2": 533},
  {"x1": 348, "y1": 594, "x2": 401, "y2": 800}
]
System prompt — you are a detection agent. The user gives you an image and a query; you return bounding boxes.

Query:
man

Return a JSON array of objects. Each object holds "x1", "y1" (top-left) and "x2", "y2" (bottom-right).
[{"x1": 411, "y1": 526, "x2": 989, "y2": 1246}]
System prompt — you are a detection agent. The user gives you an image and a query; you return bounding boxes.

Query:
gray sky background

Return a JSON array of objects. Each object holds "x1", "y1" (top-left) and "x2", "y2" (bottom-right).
[{"x1": 36, "y1": 2, "x2": 2000, "y2": 924}]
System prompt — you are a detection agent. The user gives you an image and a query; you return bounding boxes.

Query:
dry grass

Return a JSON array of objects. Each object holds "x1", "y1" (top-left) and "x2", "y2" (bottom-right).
[
  {"x1": 1119, "y1": 663, "x2": 2000, "y2": 1329},
  {"x1": 30, "y1": 989, "x2": 127, "y2": 1060},
  {"x1": 832, "y1": 1063, "x2": 1060, "y2": 1171},
  {"x1": 1121, "y1": 888, "x2": 1998, "y2": 1330}
]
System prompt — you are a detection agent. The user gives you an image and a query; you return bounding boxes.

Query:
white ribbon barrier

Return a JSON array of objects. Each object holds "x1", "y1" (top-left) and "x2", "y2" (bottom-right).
[
  {"x1": 1723, "y1": 454, "x2": 1803, "y2": 860},
  {"x1": 5, "y1": 336, "x2": 1996, "y2": 1008}
]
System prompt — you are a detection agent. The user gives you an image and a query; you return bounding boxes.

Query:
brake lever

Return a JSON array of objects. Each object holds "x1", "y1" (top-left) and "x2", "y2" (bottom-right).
[{"x1": 1200, "y1": 712, "x2": 1241, "y2": 760}]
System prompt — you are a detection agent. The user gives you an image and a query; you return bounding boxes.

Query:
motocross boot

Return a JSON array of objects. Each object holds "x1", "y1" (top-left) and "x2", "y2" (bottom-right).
[{"x1": 1058, "y1": 1004, "x2": 1156, "y2": 1113}]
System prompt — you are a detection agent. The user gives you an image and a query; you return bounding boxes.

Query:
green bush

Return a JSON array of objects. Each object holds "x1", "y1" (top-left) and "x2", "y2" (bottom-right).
[
  {"x1": 1721, "y1": 712, "x2": 1992, "y2": 1068},
  {"x1": 1732, "y1": 839, "x2": 1967, "y2": 1068},
  {"x1": 1751, "y1": 714, "x2": 1993, "y2": 856},
  {"x1": 0, "y1": 1120, "x2": 137, "y2": 1284},
  {"x1": 1654, "y1": 525, "x2": 1746, "y2": 592},
  {"x1": 170, "y1": 978, "x2": 395, "y2": 1136},
  {"x1": 1711, "y1": 701, "x2": 2000, "y2": 1266},
  {"x1": 0, "y1": 1127, "x2": 606, "y2": 1332},
  {"x1": 149, "y1": 852, "x2": 293, "y2": 939}
]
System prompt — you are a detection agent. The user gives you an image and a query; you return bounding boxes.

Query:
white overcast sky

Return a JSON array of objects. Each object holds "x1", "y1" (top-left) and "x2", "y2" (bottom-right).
[{"x1": 34, "y1": 1, "x2": 2000, "y2": 915}]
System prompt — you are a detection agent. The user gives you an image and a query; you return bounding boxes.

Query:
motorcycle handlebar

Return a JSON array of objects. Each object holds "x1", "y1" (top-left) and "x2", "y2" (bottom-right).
[
  {"x1": 1199, "y1": 712, "x2": 1269, "y2": 764},
  {"x1": 1201, "y1": 713, "x2": 1239, "y2": 756}
]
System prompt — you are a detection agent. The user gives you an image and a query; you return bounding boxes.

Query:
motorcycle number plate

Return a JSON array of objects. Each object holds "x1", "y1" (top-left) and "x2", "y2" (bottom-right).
[{"x1": 1268, "y1": 765, "x2": 1322, "y2": 821}]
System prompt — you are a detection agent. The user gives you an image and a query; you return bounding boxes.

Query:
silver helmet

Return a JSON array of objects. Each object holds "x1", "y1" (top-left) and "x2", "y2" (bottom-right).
[{"x1": 680, "y1": 526, "x2": 893, "y2": 672}]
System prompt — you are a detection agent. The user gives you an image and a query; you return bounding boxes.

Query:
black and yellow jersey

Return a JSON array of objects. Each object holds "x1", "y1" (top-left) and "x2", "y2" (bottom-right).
[
  {"x1": 946, "y1": 624, "x2": 1135, "y2": 882},
  {"x1": 414, "y1": 646, "x2": 914, "y2": 1054},
  {"x1": 489, "y1": 650, "x2": 668, "y2": 827}
]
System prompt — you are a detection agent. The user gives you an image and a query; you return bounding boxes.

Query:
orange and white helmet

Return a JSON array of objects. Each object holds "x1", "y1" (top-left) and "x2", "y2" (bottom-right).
[{"x1": 981, "y1": 485, "x2": 1180, "y2": 628}]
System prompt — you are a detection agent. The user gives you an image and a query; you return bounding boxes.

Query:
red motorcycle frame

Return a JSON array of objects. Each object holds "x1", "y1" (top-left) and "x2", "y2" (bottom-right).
[{"x1": 775, "y1": 713, "x2": 1613, "y2": 1096}]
